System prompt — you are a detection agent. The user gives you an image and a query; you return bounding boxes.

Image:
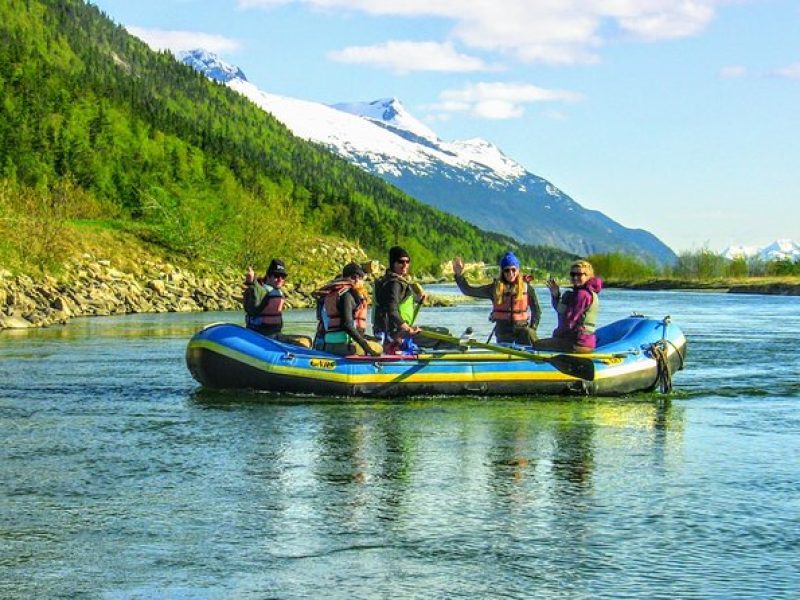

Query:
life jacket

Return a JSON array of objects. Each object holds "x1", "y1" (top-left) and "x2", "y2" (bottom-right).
[
  {"x1": 373, "y1": 271, "x2": 414, "y2": 334},
  {"x1": 314, "y1": 279, "x2": 369, "y2": 344},
  {"x1": 244, "y1": 282, "x2": 284, "y2": 327},
  {"x1": 490, "y1": 278, "x2": 529, "y2": 323},
  {"x1": 557, "y1": 289, "x2": 599, "y2": 333}
]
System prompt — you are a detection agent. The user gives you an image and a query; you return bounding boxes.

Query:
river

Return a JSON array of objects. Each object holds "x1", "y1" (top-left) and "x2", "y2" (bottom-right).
[{"x1": 1, "y1": 289, "x2": 799, "y2": 598}]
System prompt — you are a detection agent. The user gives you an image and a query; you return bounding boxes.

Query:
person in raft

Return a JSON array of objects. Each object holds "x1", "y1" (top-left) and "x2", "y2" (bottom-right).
[
  {"x1": 313, "y1": 262, "x2": 382, "y2": 357},
  {"x1": 243, "y1": 258, "x2": 311, "y2": 348},
  {"x1": 452, "y1": 251, "x2": 541, "y2": 345},
  {"x1": 534, "y1": 259, "x2": 602, "y2": 353},
  {"x1": 373, "y1": 246, "x2": 427, "y2": 354}
]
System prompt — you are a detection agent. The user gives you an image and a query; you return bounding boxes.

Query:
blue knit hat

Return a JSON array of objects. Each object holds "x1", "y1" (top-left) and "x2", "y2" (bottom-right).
[{"x1": 500, "y1": 251, "x2": 520, "y2": 270}]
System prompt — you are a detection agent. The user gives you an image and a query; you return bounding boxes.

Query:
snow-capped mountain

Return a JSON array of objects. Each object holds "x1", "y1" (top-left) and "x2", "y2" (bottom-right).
[
  {"x1": 722, "y1": 240, "x2": 800, "y2": 262},
  {"x1": 177, "y1": 49, "x2": 246, "y2": 83},
  {"x1": 180, "y1": 49, "x2": 675, "y2": 264},
  {"x1": 331, "y1": 99, "x2": 439, "y2": 144}
]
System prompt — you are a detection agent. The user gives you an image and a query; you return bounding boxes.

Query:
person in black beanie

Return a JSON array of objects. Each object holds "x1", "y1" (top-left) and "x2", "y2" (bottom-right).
[
  {"x1": 373, "y1": 246, "x2": 426, "y2": 352},
  {"x1": 313, "y1": 262, "x2": 382, "y2": 356},
  {"x1": 242, "y1": 258, "x2": 311, "y2": 347}
]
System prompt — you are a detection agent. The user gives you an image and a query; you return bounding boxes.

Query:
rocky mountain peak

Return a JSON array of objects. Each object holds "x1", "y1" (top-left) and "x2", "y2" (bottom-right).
[{"x1": 177, "y1": 49, "x2": 247, "y2": 83}]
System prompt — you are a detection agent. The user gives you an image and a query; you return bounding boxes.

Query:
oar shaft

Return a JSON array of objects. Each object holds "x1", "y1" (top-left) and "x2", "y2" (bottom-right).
[
  {"x1": 417, "y1": 329, "x2": 625, "y2": 361},
  {"x1": 415, "y1": 329, "x2": 595, "y2": 381}
]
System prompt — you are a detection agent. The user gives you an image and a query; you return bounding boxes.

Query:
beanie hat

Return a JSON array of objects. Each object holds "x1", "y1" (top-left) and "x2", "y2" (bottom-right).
[
  {"x1": 267, "y1": 258, "x2": 287, "y2": 276},
  {"x1": 342, "y1": 262, "x2": 365, "y2": 279},
  {"x1": 389, "y1": 246, "x2": 410, "y2": 265},
  {"x1": 500, "y1": 251, "x2": 520, "y2": 270}
]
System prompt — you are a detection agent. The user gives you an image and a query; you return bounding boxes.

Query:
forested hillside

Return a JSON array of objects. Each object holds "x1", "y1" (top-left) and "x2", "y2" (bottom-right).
[{"x1": 0, "y1": 0, "x2": 576, "y2": 275}]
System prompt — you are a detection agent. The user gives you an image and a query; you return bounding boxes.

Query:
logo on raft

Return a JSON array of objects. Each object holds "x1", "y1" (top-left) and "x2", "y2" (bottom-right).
[{"x1": 310, "y1": 359, "x2": 337, "y2": 370}]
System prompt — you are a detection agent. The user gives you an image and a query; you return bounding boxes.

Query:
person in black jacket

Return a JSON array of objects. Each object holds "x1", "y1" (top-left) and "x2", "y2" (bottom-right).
[
  {"x1": 242, "y1": 258, "x2": 311, "y2": 348},
  {"x1": 373, "y1": 246, "x2": 426, "y2": 353}
]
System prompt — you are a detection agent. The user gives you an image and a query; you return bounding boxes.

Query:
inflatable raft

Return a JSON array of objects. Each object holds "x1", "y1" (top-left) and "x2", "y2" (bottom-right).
[{"x1": 186, "y1": 315, "x2": 686, "y2": 397}]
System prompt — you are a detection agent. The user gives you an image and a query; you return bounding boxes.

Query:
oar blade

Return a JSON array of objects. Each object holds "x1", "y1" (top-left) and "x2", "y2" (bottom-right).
[{"x1": 547, "y1": 355, "x2": 595, "y2": 381}]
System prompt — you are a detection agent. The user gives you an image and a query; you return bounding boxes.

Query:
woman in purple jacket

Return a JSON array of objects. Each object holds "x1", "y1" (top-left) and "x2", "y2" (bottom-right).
[{"x1": 535, "y1": 260, "x2": 602, "y2": 353}]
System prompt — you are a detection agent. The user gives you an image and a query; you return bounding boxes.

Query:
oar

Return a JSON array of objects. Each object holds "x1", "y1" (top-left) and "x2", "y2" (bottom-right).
[
  {"x1": 409, "y1": 282, "x2": 425, "y2": 326},
  {"x1": 410, "y1": 298, "x2": 423, "y2": 326},
  {"x1": 415, "y1": 329, "x2": 596, "y2": 381}
]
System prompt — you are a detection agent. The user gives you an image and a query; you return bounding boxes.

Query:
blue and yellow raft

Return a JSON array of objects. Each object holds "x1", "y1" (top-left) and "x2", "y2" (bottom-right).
[{"x1": 186, "y1": 315, "x2": 686, "y2": 397}]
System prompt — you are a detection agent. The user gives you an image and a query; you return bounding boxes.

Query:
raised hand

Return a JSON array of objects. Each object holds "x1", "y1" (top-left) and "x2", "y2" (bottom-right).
[
  {"x1": 546, "y1": 278, "x2": 560, "y2": 299},
  {"x1": 452, "y1": 256, "x2": 464, "y2": 276}
]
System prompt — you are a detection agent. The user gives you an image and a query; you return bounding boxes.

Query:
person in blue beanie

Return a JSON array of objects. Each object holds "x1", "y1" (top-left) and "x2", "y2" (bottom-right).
[{"x1": 452, "y1": 251, "x2": 541, "y2": 345}]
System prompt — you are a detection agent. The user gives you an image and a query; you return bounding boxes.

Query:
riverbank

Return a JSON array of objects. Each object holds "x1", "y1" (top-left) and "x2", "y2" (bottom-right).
[
  {"x1": 0, "y1": 246, "x2": 468, "y2": 330},
  {"x1": 605, "y1": 277, "x2": 800, "y2": 296}
]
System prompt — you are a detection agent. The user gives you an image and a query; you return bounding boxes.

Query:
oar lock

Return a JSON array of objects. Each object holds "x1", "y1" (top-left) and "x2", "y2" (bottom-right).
[{"x1": 457, "y1": 326, "x2": 475, "y2": 349}]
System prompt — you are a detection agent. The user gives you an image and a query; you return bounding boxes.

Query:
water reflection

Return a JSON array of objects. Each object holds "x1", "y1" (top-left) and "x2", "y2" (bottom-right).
[
  {"x1": 190, "y1": 398, "x2": 687, "y2": 532},
  {"x1": 9, "y1": 290, "x2": 800, "y2": 597}
]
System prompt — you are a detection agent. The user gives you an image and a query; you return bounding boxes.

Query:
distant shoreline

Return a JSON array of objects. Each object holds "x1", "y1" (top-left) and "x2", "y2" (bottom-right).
[{"x1": 606, "y1": 278, "x2": 800, "y2": 296}]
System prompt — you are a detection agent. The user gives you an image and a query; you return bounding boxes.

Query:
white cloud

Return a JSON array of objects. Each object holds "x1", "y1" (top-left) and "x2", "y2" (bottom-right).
[
  {"x1": 239, "y1": 0, "x2": 721, "y2": 66},
  {"x1": 127, "y1": 27, "x2": 242, "y2": 54},
  {"x1": 773, "y1": 62, "x2": 800, "y2": 79},
  {"x1": 328, "y1": 41, "x2": 497, "y2": 74},
  {"x1": 720, "y1": 65, "x2": 747, "y2": 79},
  {"x1": 615, "y1": 0, "x2": 715, "y2": 41},
  {"x1": 428, "y1": 81, "x2": 582, "y2": 120}
]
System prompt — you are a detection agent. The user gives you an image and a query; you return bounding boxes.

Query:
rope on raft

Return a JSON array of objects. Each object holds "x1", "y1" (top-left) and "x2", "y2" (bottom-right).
[
  {"x1": 649, "y1": 340, "x2": 673, "y2": 393},
  {"x1": 648, "y1": 314, "x2": 685, "y2": 394}
]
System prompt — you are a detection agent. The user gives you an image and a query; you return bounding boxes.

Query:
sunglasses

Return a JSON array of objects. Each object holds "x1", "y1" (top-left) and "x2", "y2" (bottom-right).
[
  {"x1": 396, "y1": 258, "x2": 411, "y2": 264},
  {"x1": 273, "y1": 273, "x2": 287, "y2": 279},
  {"x1": 570, "y1": 271, "x2": 586, "y2": 277},
  {"x1": 503, "y1": 267, "x2": 518, "y2": 273}
]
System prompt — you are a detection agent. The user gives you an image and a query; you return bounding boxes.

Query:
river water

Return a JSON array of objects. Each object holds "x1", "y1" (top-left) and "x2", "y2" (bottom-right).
[{"x1": 1, "y1": 289, "x2": 799, "y2": 598}]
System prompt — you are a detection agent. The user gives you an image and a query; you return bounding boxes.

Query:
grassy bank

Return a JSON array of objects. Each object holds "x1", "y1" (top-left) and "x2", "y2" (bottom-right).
[{"x1": 605, "y1": 276, "x2": 800, "y2": 295}]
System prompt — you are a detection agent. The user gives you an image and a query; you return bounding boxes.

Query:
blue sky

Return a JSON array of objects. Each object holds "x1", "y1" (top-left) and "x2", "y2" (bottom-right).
[{"x1": 90, "y1": 0, "x2": 800, "y2": 253}]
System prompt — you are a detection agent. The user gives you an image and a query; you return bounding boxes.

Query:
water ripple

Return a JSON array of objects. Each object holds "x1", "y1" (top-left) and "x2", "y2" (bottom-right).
[{"x1": 2, "y1": 296, "x2": 800, "y2": 598}]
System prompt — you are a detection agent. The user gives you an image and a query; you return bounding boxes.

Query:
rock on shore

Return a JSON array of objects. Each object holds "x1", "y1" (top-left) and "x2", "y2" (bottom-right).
[
  {"x1": 0, "y1": 253, "x2": 353, "y2": 330},
  {"x1": 0, "y1": 243, "x2": 472, "y2": 330},
  {"x1": 0, "y1": 257, "x2": 239, "y2": 329}
]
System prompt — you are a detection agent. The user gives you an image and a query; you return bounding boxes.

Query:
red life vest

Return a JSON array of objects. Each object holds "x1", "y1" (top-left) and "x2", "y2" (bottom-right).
[
  {"x1": 317, "y1": 280, "x2": 368, "y2": 332},
  {"x1": 490, "y1": 279, "x2": 529, "y2": 323},
  {"x1": 244, "y1": 281, "x2": 284, "y2": 328},
  {"x1": 258, "y1": 294, "x2": 284, "y2": 326}
]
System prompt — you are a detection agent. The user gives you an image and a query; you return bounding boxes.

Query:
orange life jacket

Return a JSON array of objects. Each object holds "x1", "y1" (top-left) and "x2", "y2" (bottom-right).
[
  {"x1": 490, "y1": 278, "x2": 529, "y2": 323},
  {"x1": 257, "y1": 294, "x2": 284, "y2": 326},
  {"x1": 244, "y1": 281, "x2": 284, "y2": 328},
  {"x1": 317, "y1": 280, "x2": 368, "y2": 332}
]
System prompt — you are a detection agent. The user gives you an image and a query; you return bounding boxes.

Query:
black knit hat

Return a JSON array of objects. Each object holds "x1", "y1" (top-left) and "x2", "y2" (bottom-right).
[
  {"x1": 388, "y1": 246, "x2": 410, "y2": 265},
  {"x1": 267, "y1": 258, "x2": 287, "y2": 276},
  {"x1": 342, "y1": 262, "x2": 365, "y2": 279}
]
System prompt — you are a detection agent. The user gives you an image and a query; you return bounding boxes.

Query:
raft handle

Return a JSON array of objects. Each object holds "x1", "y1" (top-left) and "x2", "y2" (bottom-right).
[{"x1": 464, "y1": 383, "x2": 488, "y2": 393}]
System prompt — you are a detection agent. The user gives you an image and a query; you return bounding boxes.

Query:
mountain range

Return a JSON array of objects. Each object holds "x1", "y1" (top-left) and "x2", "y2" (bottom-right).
[
  {"x1": 178, "y1": 49, "x2": 676, "y2": 265},
  {"x1": 721, "y1": 240, "x2": 800, "y2": 262}
]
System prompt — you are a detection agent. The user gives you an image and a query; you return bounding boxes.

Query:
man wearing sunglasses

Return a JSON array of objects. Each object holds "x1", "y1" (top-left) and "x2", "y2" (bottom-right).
[
  {"x1": 452, "y1": 251, "x2": 541, "y2": 345},
  {"x1": 373, "y1": 246, "x2": 426, "y2": 353},
  {"x1": 243, "y1": 258, "x2": 311, "y2": 347},
  {"x1": 535, "y1": 259, "x2": 602, "y2": 353}
]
